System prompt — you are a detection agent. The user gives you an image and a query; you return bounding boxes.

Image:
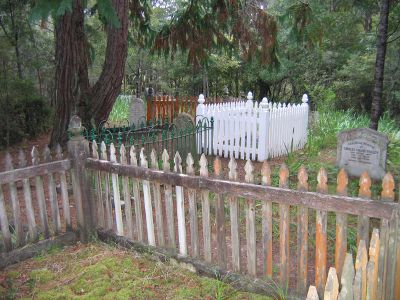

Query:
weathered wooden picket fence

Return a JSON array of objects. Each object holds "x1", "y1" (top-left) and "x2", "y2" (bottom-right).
[
  {"x1": 0, "y1": 145, "x2": 80, "y2": 267},
  {"x1": 86, "y1": 138, "x2": 399, "y2": 299},
  {"x1": 197, "y1": 92, "x2": 309, "y2": 161},
  {"x1": 146, "y1": 95, "x2": 239, "y2": 123},
  {"x1": 1, "y1": 116, "x2": 399, "y2": 300}
]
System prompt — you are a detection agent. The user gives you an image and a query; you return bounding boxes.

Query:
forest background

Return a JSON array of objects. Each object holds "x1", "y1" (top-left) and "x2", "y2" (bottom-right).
[{"x1": 0, "y1": 0, "x2": 399, "y2": 148}]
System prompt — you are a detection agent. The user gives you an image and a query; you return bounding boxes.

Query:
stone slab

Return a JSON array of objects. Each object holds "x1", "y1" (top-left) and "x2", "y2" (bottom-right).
[
  {"x1": 130, "y1": 98, "x2": 146, "y2": 127},
  {"x1": 337, "y1": 128, "x2": 388, "y2": 180}
]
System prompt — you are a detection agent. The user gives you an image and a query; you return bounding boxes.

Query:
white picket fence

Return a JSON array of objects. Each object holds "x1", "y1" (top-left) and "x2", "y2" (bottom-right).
[{"x1": 196, "y1": 92, "x2": 309, "y2": 161}]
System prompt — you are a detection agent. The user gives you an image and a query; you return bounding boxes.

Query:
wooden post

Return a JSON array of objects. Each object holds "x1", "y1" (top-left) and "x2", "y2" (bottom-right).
[
  {"x1": 187, "y1": 153, "x2": 199, "y2": 258},
  {"x1": 110, "y1": 143, "x2": 124, "y2": 236},
  {"x1": 279, "y1": 163, "x2": 290, "y2": 288},
  {"x1": 229, "y1": 156, "x2": 241, "y2": 272},
  {"x1": 377, "y1": 218, "x2": 388, "y2": 300},
  {"x1": 315, "y1": 167, "x2": 328, "y2": 297},
  {"x1": 0, "y1": 184, "x2": 11, "y2": 251},
  {"x1": 214, "y1": 156, "x2": 227, "y2": 269},
  {"x1": 120, "y1": 144, "x2": 134, "y2": 240},
  {"x1": 162, "y1": 149, "x2": 175, "y2": 250},
  {"x1": 174, "y1": 151, "x2": 187, "y2": 256},
  {"x1": 91, "y1": 141, "x2": 104, "y2": 229},
  {"x1": 18, "y1": 150, "x2": 37, "y2": 241},
  {"x1": 297, "y1": 165, "x2": 309, "y2": 294},
  {"x1": 338, "y1": 253, "x2": 355, "y2": 300},
  {"x1": 44, "y1": 146, "x2": 61, "y2": 234},
  {"x1": 130, "y1": 146, "x2": 144, "y2": 242},
  {"x1": 56, "y1": 144, "x2": 71, "y2": 230},
  {"x1": 245, "y1": 159, "x2": 256, "y2": 277},
  {"x1": 151, "y1": 149, "x2": 165, "y2": 246},
  {"x1": 100, "y1": 141, "x2": 113, "y2": 230},
  {"x1": 200, "y1": 154, "x2": 212, "y2": 263},
  {"x1": 358, "y1": 171, "x2": 371, "y2": 249},
  {"x1": 380, "y1": 173, "x2": 399, "y2": 300},
  {"x1": 367, "y1": 228, "x2": 380, "y2": 300},
  {"x1": 140, "y1": 148, "x2": 155, "y2": 246},
  {"x1": 5, "y1": 153, "x2": 23, "y2": 246},
  {"x1": 355, "y1": 239, "x2": 368, "y2": 300},
  {"x1": 261, "y1": 161, "x2": 272, "y2": 277},
  {"x1": 385, "y1": 209, "x2": 399, "y2": 300},
  {"x1": 67, "y1": 115, "x2": 94, "y2": 243},
  {"x1": 335, "y1": 168, "x2": 348, "y2": 280},
  {"x1": 32, "y1": 146, "x2": 50, "y2": 239},
  {"x1": 324, "y1": 267, "x2": 339, "y2": 300}
]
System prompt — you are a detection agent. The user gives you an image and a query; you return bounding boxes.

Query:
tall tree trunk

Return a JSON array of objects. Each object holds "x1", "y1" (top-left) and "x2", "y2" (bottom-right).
[
  {"x1": 90, "y1": 0, "x2": 128, "y2": 123},
  {"x1": 364, "y1": 12, "x2": 372, "y2": 32},
  {"x1": 50, "y1": 0, "x2": 128, "y2": 145},
  {"x1": 370, "y1": 0, "x2": 390, "y2": 130}
]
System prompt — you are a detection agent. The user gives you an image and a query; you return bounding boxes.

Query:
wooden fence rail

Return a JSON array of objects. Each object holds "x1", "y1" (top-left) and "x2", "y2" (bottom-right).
[{"x1": 86, "y1": 142, "x2": 400, "y2": 300}]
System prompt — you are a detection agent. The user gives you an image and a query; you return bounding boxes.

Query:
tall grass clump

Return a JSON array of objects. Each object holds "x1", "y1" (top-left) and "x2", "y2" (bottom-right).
[
  {"x1": 108, "y1": 95, "x2": 132, "y2": 123},
  {"x1": 377, "y1": 112, "x2": 400, "y2": 170},
  {"x1": 307, "y1": 109, "x2": 369, "y2": 156}
]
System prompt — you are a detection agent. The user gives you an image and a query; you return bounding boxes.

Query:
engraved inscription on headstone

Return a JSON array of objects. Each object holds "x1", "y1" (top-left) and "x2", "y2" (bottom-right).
[
  {"x1": 130, "y1": 98, "x2": 146, "y2": 127},
  {"x1": 337, "y1": 128, "x2": 388, "y2": 179}
]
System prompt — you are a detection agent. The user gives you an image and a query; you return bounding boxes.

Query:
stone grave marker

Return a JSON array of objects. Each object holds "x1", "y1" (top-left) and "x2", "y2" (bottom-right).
[
  {"x1": 173, "y1": 113, "x2": 195, "y2": 157},
  {"x1": 174, "y1": 112, "x2": 195, "y2": 130},
  {"x1": 130, "y1": 98, "x2": 146, "y2": 127},
  {"x1": 337, "y1": 128, "x2": 389, "y2": 179}
]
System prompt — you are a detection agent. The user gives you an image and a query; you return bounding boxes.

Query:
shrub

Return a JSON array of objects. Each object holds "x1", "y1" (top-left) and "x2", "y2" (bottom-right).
[{"x1": 0, "y1": 80, "x2": 51, "y2": 148}]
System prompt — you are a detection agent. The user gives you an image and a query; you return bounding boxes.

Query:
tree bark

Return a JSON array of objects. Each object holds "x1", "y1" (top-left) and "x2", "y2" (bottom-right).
[
  {"x1": 90, "y1": 0, "x2": 128, "y2": 124},
  {"x1": 370, "y1": 0, "x2": 390, "y2": 130},
  {"x1": 50, "y1": 0, "x2": 128, "y2": 146}
]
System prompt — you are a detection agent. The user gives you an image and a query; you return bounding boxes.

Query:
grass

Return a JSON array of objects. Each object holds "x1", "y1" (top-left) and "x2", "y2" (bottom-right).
[
  {"x1": 0, "y1": 243, "x2": 272, "y2": 300},
  {"x1": 108, "y1": 95, "x2": 132, "y2": 124}
]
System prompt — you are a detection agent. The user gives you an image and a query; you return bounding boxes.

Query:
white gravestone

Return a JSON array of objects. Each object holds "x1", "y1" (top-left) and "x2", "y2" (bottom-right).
[
  {"x1": 130, "y1": 98, "x2": 146, "y2": 127},
  {"x1": 337, "y1": 128, "x2": 388, "y2": 180}
]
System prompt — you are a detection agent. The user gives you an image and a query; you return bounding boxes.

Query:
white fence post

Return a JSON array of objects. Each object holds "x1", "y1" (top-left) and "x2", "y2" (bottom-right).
[
  {"x1": 196, "y1": 94, "x2": 206, "y2": 155},
  {"x1": 258, "y1": 98, "x2": 269, "y2": 161}
]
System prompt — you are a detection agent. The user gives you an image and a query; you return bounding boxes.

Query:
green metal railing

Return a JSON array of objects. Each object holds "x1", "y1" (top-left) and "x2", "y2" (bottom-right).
[{"x1": 73, "y1": 117, "x2": 214, "y2": 160}]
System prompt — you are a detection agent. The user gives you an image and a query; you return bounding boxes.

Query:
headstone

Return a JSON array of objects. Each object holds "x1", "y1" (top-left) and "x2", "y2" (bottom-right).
[
  {"x1": 337, "y1": 128, "x2": 388, "y2": 180},
  {"x1": 130, "y1": 98, "x2": 146, "y2": 127},
  {"x1": 174, "y1": 112, "x2": 195, "y2": 130},
  {"x1": 173, "y1": 113, "x2": 195, "y2": 158}
]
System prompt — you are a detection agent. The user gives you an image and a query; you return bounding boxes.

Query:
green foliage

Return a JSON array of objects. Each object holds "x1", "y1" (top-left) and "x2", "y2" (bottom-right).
[
  {"x1": 0, "y1": 80, "x2": 51, "y2": 148},
  {"x1": 306, "y1": 84, "x2": 336, "y2": 111},
  {"x1": 108, "y1": 94, "x2": 131, "y2": 123},
  {"x1": 94, "y1": 0, "x2": 121, "y2": 27},
  {"x1": 31, "y1": 0, "x2": 119, "y2": 27}
]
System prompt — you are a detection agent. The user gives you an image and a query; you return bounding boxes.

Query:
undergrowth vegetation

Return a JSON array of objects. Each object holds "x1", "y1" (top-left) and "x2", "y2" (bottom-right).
[{"x1": 0, "y1": 243, "x2": 271, "y2": 300}]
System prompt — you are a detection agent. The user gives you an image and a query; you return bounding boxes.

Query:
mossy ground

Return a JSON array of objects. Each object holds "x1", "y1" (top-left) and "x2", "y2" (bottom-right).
[{"x1": 0, "y1": 243, "x2": 272, "y2": 300}]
